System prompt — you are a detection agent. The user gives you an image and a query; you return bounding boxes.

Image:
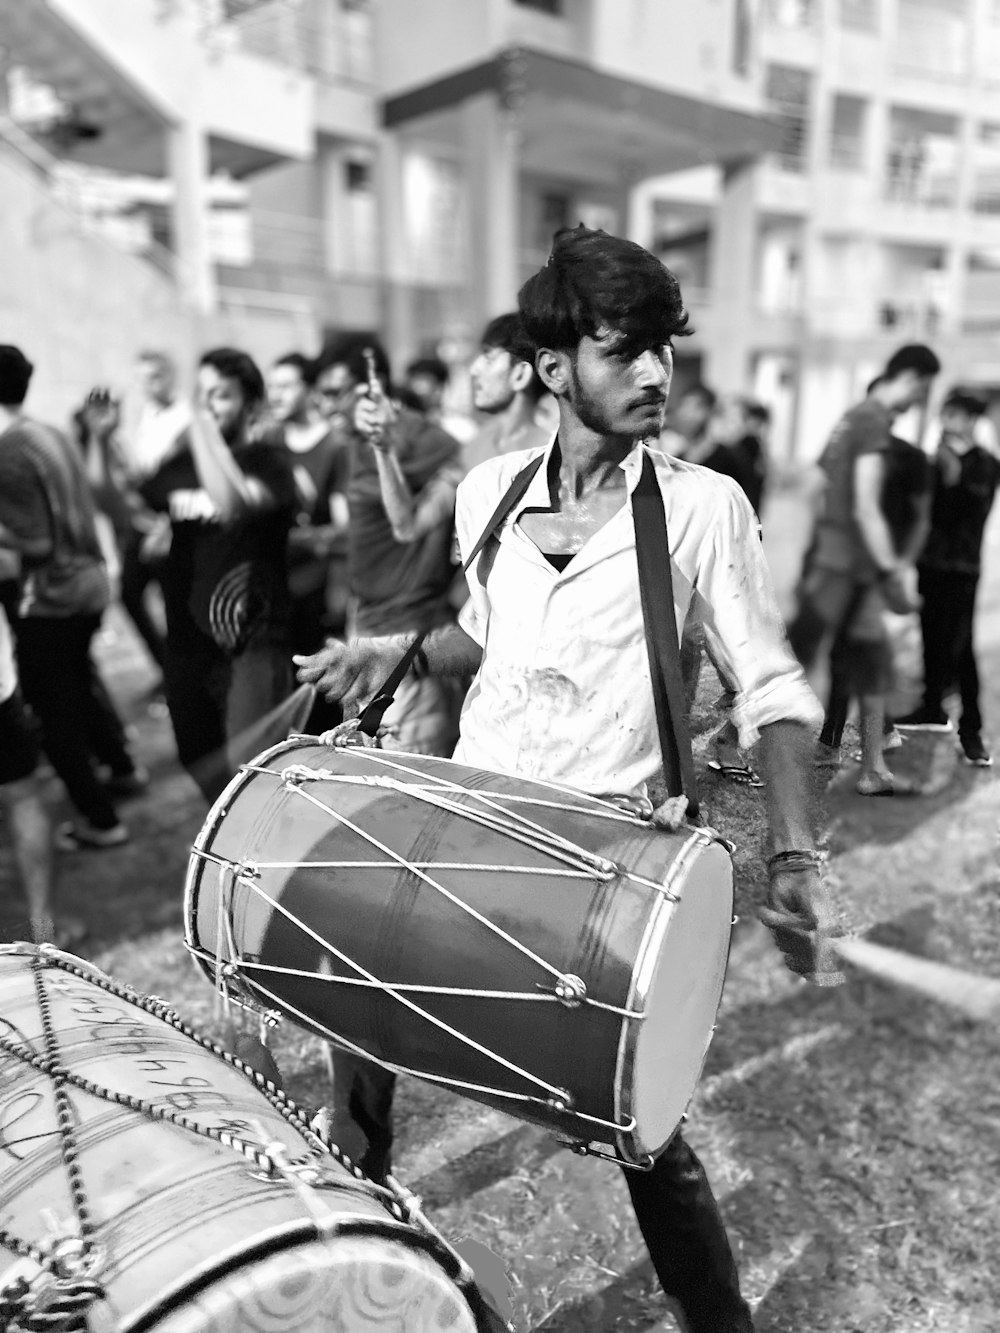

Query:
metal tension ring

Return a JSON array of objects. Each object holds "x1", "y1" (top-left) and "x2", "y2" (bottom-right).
[
  {"x1": 553, "y1": 973, "x2": 587, "y2": 1007},
  {"x1": 546, "y1": 1090, "x2": 575, "y2": 1114}
]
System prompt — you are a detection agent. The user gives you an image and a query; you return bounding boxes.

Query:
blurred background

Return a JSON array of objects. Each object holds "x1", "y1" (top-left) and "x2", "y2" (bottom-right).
[{"x1": 3, "y1": 0, "x2": 1000, "y2": 460}]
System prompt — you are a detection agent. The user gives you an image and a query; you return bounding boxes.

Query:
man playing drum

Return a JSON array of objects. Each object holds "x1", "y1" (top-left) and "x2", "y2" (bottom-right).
[{"x1": 296, "y1": 225, "x2": 835, "y2": 1333}]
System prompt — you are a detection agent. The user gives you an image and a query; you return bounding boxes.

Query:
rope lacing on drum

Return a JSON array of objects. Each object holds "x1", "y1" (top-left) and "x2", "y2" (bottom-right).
[{"x1": 0, "y1": 950, "x2": 470, "y2": 1325}]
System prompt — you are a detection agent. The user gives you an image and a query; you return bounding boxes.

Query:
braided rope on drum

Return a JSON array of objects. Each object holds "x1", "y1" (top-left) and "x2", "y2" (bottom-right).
[{"x1": 0, "y1": 949, "x2": 482, "y2": 1324}]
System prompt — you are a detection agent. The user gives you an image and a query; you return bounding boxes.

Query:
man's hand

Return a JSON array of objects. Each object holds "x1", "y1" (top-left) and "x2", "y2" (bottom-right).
[
  {"x1": 294, "y1": 637, "x2": 399, "y2": 713},
  {"x1": 880, "y1": 566, "x2": 921, "y2": 615},
  {"x1": 758, "y1": 851, "x2": 844, "y2": 985},
  {"x1": 81, "y1": 387, "x2": 121, "y2": 442},
  {"x1": 354, "y1": 386, "x2": 398, "y2": 450}
]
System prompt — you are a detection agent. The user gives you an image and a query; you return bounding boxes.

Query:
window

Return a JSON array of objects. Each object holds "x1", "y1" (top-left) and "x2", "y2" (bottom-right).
[
  {"x1": 733, "y1": 0, "x2": 753, "y2": 76},
  {"x1": 765, "y1": 65, "x2": 812, "y2": 173},
  {"x1": 533, "y1": 190, "x2": 572, "y2": 252},
  {"x1": 885, "y1": 106, "x2": 959, "y2": 207},
  {"x1": 514, "y1": 0, "x2": 563, "y2": 13},
  {"x1": 829, "y1": 94, "x2": 867, "y2": 170},
  {"x1": 762, "y1": 0, "x2": 816, "y2": 29},
  {"x1": 838, "y1": 0, "x2": 878, "y2": 27},
  {"x1": 971, "y1": 123, "x2": 1000, "y2": 213},
  {"x1": 895, "y1": 0, "x2": 969, "y2": 77}
]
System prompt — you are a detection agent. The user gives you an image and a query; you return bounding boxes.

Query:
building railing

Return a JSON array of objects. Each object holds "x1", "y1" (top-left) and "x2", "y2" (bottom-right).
[
  {"x1": 214, "y1": 0, "x2": 375, "y2": 85},
  {"x1": 883, "y1": 158, "x2": 959, "y2": 208},
  {"x1": 829, "y1": 133, "x2": 865, "y2": 170},
  {"x1": 0, "y1": 114, "x2": 177, "y2": 280}
]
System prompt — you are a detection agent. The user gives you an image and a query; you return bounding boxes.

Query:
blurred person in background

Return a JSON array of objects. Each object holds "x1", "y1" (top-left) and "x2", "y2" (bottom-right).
[
  {"x1": 817, "y1": 420, "x2": 932, "y2": 776},
  {"x1": 73, "y1": 386, "x2": 168, "y2": 698},
  {"x1": 788, "y1": 344, "x2": 941, "y2": 794},
  {"x1": 295, "y1": 338, "x2": 464, "y2": 755},
  {"x1": 0, "y1": 601, "x2": 86, "y2": 945},
  {"x1": 0, "y1": 345, "x2": 141, "y2": 849},
  {"x1": 897, "y1": 389, "x2": 999, "y2": 765},
  {"x1": 268, "y1": 351, "x2": 351, "y2": 731},
  {"x1": 463, "y1": 312, "x2": 551, "y2": 474},
  {"x1": 660, "y1": 382, "x2": 718, "y2": 463},
  {"x1": 405, "y1": 353, "x2": 476, "y2": 444},
  {"x1": 139, "y1": 347, "x2": 296, "y2": 803}
]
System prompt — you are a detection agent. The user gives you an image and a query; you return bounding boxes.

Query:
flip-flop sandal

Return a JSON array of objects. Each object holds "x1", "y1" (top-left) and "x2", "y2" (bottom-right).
[
  {"x1": 856, "y1": 773, "x2": 921, "y2": 797},
  {"x1": 707, "y1": 760, "x2": 764, "y2": 788}
]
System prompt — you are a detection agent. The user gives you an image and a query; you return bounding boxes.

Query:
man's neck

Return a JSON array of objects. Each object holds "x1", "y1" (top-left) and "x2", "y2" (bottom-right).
[
  {"x1": 0, "y1": 405, "x2": 23, "y2": 434},
  {"x1": 490, "y1": 395, "x2": 542, "y2": 447},
  {"x1": 555, "y1": 414, "x2": 636, "y2": 497}
]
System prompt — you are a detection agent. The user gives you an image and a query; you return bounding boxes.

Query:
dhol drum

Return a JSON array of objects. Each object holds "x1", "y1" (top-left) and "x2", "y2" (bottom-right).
[
  {"x1": 0, "y1": 944, "x2": 487, "y2": 1333},
  {"x1": 185, "y1": 742, "x2": 735, "y2": 1169}
]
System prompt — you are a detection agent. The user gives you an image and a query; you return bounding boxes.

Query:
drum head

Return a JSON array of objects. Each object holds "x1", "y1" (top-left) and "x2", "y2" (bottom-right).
[
  {"x1": 626, "y1": 837, "x2": 733, "y2": 1160},
  {"x1": 151, "y1": 1237, "x2": 476, "y2": 1333}
]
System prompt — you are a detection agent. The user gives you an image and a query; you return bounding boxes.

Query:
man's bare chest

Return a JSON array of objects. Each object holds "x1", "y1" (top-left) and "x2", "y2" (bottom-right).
[{"x1": 517, "y1": 491, "x2": 626, "y2": 554}]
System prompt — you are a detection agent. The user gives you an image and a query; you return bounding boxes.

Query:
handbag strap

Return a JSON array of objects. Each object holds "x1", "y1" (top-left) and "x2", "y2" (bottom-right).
[
  {"x1": 632, "y1": 451, "x2": 700, "y2": 820},
  {"x1": 356, "y1": 453, "x2": 545, "y2": 736}
]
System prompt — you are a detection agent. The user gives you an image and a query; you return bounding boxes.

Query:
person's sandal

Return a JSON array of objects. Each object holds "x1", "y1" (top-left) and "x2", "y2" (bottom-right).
[
  {"x1": 707, "y1": 759, "x2": 764, "y2": 788},
  {"x1": 856, "y1": 773, "x2": 921, "y2": 797}
]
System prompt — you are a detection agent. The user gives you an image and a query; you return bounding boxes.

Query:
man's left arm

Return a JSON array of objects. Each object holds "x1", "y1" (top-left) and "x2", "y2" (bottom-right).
[
  {"x1": 698, "y1": 481, "x2": 841, "y2": 979},
  {"x1": 187, "y1": 408, "x2": 281, "y2": 522}
]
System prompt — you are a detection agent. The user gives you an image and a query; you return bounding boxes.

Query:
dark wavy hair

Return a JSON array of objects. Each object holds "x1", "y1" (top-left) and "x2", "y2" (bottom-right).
[
  {"x1": 199, "y1": 346, "x2": 265, "y2": 407},
  {"x1": 518, "y1": 225, "x2": 690, "y2": 358}
]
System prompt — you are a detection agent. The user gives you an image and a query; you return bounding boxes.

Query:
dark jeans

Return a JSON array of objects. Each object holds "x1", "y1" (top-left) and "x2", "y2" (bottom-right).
[
  {"x1": 327, "y1": 1053, "x2": 753, "y2": 1333},
  {"x1": 15, "y1": 613, "x2": 130, "y2": 830},
  {"x1": 917, "y1": 568, "x2": 982, "y2": 738},
  {"x1": 163, "y1": 635, "x2": 292, "y2": 804},
  {"x1": 120, "y1": 532, "x2": 166, "y2": 670}
]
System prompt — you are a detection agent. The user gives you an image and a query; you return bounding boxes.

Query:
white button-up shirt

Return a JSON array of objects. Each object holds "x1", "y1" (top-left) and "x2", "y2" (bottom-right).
[{"x1": 452, "y1": 439, "x2": 820, "y2": 798}]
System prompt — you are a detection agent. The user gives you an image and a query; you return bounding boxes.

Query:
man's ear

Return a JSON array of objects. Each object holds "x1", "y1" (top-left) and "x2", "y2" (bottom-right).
[
  {"x1": 535, "y1": 348, "x2": 569, "y2": 397},
  {"x1": 510, "y1": 360, "x2": 533, "y2": 394}
]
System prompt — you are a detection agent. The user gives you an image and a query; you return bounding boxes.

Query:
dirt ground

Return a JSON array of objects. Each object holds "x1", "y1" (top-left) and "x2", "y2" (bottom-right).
[{"x1": 2, "y1": 484, "x2": 998, "y2": 1331}]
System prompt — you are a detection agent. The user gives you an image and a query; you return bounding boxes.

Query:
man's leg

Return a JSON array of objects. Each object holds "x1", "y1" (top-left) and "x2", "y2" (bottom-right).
[
  {"x1": 120, "y1": 532, "x2": 166, "y2": 670},
  {"x1": 913, "y1": 570, "x2": 954, "y2": 722},
  {"x1": 624, "y1": 1135, "x2": 754, "y2": 1333},
  {"x1": 0, "y1": 690, "x2": 57, "y2": 943},
  {"x1": 163, "y1": 642, "x2": 229, "y2": 804},
  {"x1": 16, "y1": 617, "x2": 123, "y2": 832},
  {"x1": 954, "y1": 575, "x2": 983, "y2": 743},
  {"x1": 326, "y1": 1047, "x2": 397, "y2": 1184},
  {"x1": 81, "y1": 639, "x2": 140, "y2": 780}
]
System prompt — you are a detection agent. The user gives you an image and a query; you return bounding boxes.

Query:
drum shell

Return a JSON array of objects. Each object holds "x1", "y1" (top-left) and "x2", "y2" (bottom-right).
[
  {"x1": 185, "y1": 743, "x2": 733, "y2": 1162},
  {"x1": 0, "y1": 945, "x2": 477, "y2": 1333}
]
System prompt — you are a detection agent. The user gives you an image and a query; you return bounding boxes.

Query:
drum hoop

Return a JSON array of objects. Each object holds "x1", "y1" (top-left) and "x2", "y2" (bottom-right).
[
  {"x1": 124, "y1": 1216, "x2": 475, "y2": 1333},
  {"x1": 613, "y1": 827, "x2": 718, "y2": 1164}
]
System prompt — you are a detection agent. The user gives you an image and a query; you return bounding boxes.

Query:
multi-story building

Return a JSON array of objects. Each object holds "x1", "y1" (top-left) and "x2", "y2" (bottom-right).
[
  {"x1": 0, "y1": 0, "x2": 781, "y2": 417},
  {"x1": 643, "y1": 0, "x2": 1000, "y2": 459}
]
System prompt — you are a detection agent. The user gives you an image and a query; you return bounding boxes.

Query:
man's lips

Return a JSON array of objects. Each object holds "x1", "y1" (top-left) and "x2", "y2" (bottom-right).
[{"x1": 633, "y1": 397, "x2": 666, "y2": 412}]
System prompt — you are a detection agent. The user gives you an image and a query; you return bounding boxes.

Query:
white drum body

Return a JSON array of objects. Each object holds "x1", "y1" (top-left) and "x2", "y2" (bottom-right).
[{"x1": 0, "y1": 944, "x2": 481, "y2": 1332}]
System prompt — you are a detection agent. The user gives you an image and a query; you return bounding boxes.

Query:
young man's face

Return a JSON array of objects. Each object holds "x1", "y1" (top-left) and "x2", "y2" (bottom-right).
[
  {"x1": 673, "y1": 390, "x2": 713, "y2": 438},
  {"x1": 315, "y1": 363, "x2": 358, "y2": 422},
  {"x1": 198, "y1": 364, "x2": 248, "y2": 443},
  {"x1": 941, "y1": 406, "x2": 975, "y2": 440},
  {"x1": 563, "y1": 329, "x2": 672, "y2": 440},
  {"x1": 406, "y1": 372, "x2": 443, "y2": 414},
  {"x1": 268, "y1": 363, "x2": 310, "y2": 424},
  {"x1": 470, "y1": 344, "x2": 520, "y2": 414},
  {"x1": 892, "y1": 370, "x2": 935, "y2": 412}
]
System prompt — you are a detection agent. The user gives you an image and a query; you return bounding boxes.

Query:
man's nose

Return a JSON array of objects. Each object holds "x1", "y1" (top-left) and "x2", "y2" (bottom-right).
[{"x1": 634, "y1": 349, "x2": 668, "y2": 387}]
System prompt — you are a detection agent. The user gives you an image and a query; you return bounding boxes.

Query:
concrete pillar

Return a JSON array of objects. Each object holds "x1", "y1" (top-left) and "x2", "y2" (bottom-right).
[
  {"x1": 704, "y1": 159, "x2": 757, "y2": 390},
  {"x1": 462, "y1": 91, "x2": 520, "y2": 337},
  {"x1": 377, "y1": 129, "x2": 415, "y2": 366},
  {"x1": 167, "y1": 114, "x2": 215, "y2": 314}
]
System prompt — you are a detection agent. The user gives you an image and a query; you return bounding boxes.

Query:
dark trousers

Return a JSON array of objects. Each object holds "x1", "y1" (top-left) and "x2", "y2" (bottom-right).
[
  {"x1": 15, "y1": 613, "x2": 129, "y2": 830},
  {"x1": 119, "y1": 532, "x2": 166, "y2": 671},
  {"x1": 328, "y1": 1054, "x2": 753, "y2": 1333},
  {"x1": 163, "y1": 635, "x2": 292, "y2": 804},
  {"x1": 917, "y1": 569, "x2": 982, "y2": 738}
]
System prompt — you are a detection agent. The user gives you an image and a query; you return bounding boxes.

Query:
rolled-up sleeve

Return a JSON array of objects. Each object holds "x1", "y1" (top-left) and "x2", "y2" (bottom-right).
[{"x1": 696, "y1": 478, "x2": 822, "y2": 747}]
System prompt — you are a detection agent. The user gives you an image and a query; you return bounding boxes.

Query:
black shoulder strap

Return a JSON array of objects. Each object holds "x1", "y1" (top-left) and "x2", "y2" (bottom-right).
[
  {"x1": 356, "y1": 453, "x2": 545, "y2": 736},
  {"x1": 632, "y1": 451, "x2": 700, "y2": 820}
]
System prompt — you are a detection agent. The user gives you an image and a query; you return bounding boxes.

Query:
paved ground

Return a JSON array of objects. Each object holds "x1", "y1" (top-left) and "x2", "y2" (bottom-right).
[{"x1": 2, "y1": 480, "x2": 998, "y2": 1331}]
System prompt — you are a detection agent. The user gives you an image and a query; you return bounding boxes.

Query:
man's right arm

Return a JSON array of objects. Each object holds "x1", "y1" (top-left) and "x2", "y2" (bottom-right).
[{"x1": 294, "y1": 624, "x2": 481, "y2": 713}]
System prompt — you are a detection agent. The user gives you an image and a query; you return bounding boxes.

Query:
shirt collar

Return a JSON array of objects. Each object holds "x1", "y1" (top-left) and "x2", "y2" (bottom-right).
[{"x1": 518, "y1": 434, "x2": 651, "y2": 512}]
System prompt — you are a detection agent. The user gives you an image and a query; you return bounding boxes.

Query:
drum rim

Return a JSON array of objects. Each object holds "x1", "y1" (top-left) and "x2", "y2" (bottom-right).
[
  {"x1": 123, "y1": 1216, "x2": 476, "y2": 1333},
  {"x1": 613, "y1": 829, "x2": 734, "y2": 1165}
]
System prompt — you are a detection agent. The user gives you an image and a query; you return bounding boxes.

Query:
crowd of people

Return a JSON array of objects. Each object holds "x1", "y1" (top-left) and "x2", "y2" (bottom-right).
[
  {"x1": 1, "y1": 223, "x2": 998, "y2": 1333},
  {"x1": 1, "y1": 314, "x2": 997, "y2": 950}
]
